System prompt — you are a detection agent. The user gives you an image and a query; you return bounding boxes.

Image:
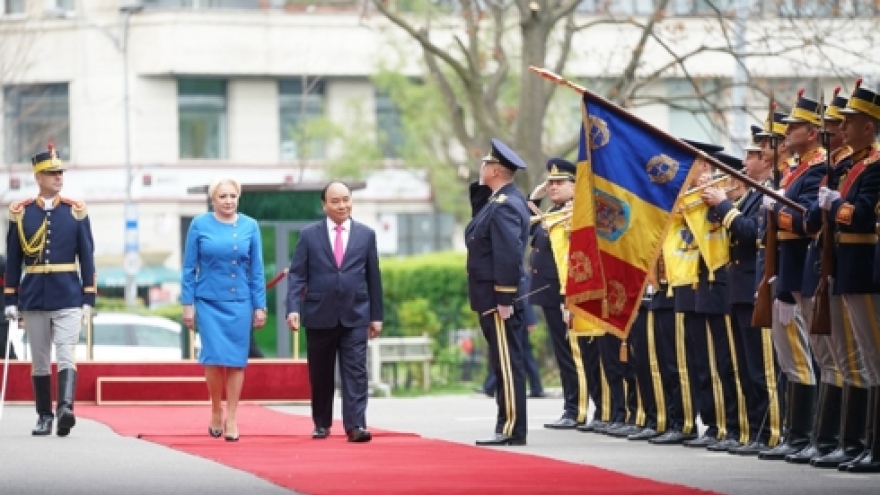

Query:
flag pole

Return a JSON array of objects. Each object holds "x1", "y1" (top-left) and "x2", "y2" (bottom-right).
[{"x1": 530, "y1": 66, "x2": 804, "y2": 214}]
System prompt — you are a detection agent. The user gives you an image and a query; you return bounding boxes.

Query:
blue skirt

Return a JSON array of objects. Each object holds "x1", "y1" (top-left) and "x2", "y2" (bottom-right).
[{"x1": 195, "y1": 298, "x2": 251, "y2": 367}]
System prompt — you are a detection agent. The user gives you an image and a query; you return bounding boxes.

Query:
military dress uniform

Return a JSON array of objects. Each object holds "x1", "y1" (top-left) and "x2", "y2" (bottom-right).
[
  {"x1": 4, "y1": 148, "x2": 96, "y2": 437},
  {"x1": 760, "y1": 94, "x2": 827, "y2": 461},
  {"x1": 529, "y1": 159, "x2": 593, "y2": 429},
  {"x1": 619, "y1": 288, "x2": 660, "y2": 439},
  {"x1": 826, "y1": 84, "x2": 880, "y2": 473},
  {"x1": 711, "y1": 150, "x2": 783, "y2": 456},
  {"x1": 466, "y1": 139, "x2": 530, "y2": 446}
]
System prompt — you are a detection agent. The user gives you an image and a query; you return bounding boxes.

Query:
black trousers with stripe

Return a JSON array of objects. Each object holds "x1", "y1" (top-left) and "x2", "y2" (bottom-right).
[
  {"x1": 478, "y1": 308, "x2": 527, "y2": 438},
  {"x1": 629, "y1": 305, "x2": 662, "y2": 430},
  {"x1": 654, "y1": 308, "x2": 699, "y2": 434},
  {"x1": 543, "y1": 304, "x2": 591, "y2": 423}
]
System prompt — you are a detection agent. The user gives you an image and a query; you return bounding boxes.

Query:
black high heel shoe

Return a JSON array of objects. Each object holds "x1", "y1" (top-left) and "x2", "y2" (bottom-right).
[{"x1": 208, "y1": 426, "x2": 222, "y2": 438}]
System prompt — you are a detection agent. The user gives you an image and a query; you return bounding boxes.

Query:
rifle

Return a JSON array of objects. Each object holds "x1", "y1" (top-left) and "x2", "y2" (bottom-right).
[
  {"x1": 752, "y1": 95, "x2": 780, "y2": 328},
  {"x1": 810, "y1": 89, "x2": 835, "y2": 336}
]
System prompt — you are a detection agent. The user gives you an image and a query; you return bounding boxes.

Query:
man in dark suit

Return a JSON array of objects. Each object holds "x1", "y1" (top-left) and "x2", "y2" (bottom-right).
[
  {"x1": 466, "y1": 138, "x2": 530, "y2": 446},
  {"x1": 286, "y1": 181, "x2": 384, "y2": 443}
]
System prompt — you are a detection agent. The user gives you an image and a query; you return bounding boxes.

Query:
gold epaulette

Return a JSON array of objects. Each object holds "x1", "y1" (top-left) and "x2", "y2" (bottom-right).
[
  {"x1": 832, "y1": 146, "x2": 853, "y2": 166},
  {"x1": 493, "y1": 194, "x2": 507, "y2": 204},
  {"x1": 60, "y1": 197, "x2": 88, "y2": 220},
  {"x1": 8, "y1": 198, "x2": 33, "y2": 223}
]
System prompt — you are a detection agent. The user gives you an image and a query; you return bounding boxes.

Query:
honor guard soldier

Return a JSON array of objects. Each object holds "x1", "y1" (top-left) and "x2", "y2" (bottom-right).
[
  {"x1": 823, "y1": 81, "x2": 880, "y2": 473},
  {"x1": 4, "y1": 145, "x2": 96, "y2": 437},
  {"x1": 466, "y1": 138, "x2": 530, "y2": 446},
  {"x1": 760, "y1": 91, "x2": 827, "y2": 461},
  {"x1": 705, "y1": 146, "x2": 783, "y2": 456},
  {"x1": 626, "y1": 283, "x2": 665, "y2": 440},
  {"x1": 527, "y1": 158, "x2": 592, "y2": 429},
  {"x1": 795, "y1": 89, "x2": 861, "y2": 467}
]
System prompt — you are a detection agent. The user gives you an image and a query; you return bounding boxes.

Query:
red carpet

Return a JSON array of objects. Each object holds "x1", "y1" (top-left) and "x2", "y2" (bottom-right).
[{"x1": 78, "y1": 405, "x2": 718, "y2": 495}]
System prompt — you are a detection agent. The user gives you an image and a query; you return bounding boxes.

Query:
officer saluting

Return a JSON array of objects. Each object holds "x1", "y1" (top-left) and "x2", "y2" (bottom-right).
[
  {"x1": 466, "y1": 138, "x2": 530, "y2": 446},
  {"x1": 4, "y1": 145, "x2": 96, "y2": 437}
]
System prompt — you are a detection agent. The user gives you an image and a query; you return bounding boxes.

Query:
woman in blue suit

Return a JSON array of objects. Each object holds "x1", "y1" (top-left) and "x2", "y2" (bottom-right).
[{"x1": 181, "y1": 177, "x2": 267, "y2": 441}]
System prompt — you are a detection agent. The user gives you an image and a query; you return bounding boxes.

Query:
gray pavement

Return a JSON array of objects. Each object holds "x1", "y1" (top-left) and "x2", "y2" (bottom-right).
[{"x1": 1, "y1": 394, "x2": 878, "y2": 494}]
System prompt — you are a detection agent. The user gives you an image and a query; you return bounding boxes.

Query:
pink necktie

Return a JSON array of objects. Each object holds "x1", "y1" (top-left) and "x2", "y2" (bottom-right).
[{"x1": 333, "y1": 224, "x2": 344, "y2": 268}]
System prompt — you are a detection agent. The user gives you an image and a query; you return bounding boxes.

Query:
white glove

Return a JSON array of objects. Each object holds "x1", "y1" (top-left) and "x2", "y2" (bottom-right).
[
  {"x1": 497, "y1": 304, "x2": 513, "y2": 320},
  {"x1": 529, "y1": 181, "x2": 548, "y2": 201},
  {"x1": 817, "y1": 186, "x2": 841, "y2": 211},
  {"x1": 82, "y1": 304, "x2": 91, "y2": 322},
  {"x1": 762, "y1": 190, "x2": 781, "y2": 210},
  {"x1": 4, "y1": 305, "x2": 17, "y2": 320},
  {"x1": 775, "y1": 299, "x2": 797, "y2": 326}
]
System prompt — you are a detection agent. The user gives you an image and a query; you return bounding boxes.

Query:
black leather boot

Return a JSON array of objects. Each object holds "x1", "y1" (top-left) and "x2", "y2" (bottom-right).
[
  {"x1": 31, "y1": 375, "x2": 53, "y2": 436},
  {"x1": 812, "y1": 384, "x2": 867, "y2": 468},
  {"x1": 760, "y1": 382, "x2": 816, "y2": 460},
  {"x1": 846, "y1": 386, "x2": 880, "y2": 473},
  {"x1": 56, "y1": 368, "x2": 77, "y2": 437},
  {"x1": 787, "y1": 382, "x2": 841, "y2": 464}
]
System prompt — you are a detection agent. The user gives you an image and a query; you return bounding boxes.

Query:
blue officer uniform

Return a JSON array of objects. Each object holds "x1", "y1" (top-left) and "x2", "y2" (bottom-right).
[
  {"x1": 4, "y1": 147, "x2": 95, "y2": 438},
  {"x1": 5, "y1": 197, "x2": 96, "y2": 311},
  {"x1": 466, "y1": 138, "x2": 530, "y2": 445},
  {"x1": 711, "y1": 149, "x2": 783, "y2": 454}
]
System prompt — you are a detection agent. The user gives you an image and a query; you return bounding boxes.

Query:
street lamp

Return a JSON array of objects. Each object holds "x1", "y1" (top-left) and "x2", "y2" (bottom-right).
[{"x1": 47, "y1": 3, "x2": 144, "y2": 307}]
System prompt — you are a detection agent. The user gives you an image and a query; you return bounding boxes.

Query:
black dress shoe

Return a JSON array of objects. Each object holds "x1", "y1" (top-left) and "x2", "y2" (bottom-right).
[
  {"x1": 707, "y1": 438, "x2": 742, "y2": 452},
  {"x1": 730, "y1": 441, "x2": 772, "y2": 456},
  {"x1": 684, "y1": 434, "x2": 719, "y2": 448},
  {"x1": 629, "y1": 427, "x2": 661, "y2": 441},
  {"x1": 475, "y1": 433, "x2": 526, "y2": 446},
  {"x1": 312, "y1": 427, "x2": 330, "y2": 439},
  {"x1": 347, "y1": 427, "x2": 372, "y2": 443},
  {"x1": 32, "y1": 415, "x2": 54, "y2": 436},
  {"x1": 576, "y1": 420, "x2": 605, "y2": 433},
  {"x1": 528, "y1": 391, "x2": 547, "y2": 398},
  {"x1": 650, "y1": 430, "x2": 697, "y2": 445},
  {"x1": 596, "y1": 421, "x2": 623, "y2": 435},
  {"x1": 544, "y1": 417, "x2": 579, "y2": 429},
  {"x1": 607, "y1": 424, "x2": 643, "y2": 438}
]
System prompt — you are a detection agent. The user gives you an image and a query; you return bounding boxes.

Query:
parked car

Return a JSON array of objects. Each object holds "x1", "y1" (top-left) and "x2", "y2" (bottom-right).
[{"x1": 10, "y1": 312, "x2": 200, "y2": 362}]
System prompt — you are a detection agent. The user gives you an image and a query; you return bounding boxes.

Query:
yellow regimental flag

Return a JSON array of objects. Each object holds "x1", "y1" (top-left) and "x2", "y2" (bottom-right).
[
  {"x1": 679, "y1": 188, "x2": 730, "y2": 279},
  {"x1": 662, "y1": 212, "x2": 700, "y2": 288}
]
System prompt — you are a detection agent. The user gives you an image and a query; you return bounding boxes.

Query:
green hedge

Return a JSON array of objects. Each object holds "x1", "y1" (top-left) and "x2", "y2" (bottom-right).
[{"x1": 380, "y1": 251, "x2": 476, "y2": 344}]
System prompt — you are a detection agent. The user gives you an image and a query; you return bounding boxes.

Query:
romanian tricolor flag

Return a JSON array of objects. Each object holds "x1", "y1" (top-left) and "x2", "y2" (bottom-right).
[{"x1": 566, "y1": 93, "x2": 701, "y2": 338}]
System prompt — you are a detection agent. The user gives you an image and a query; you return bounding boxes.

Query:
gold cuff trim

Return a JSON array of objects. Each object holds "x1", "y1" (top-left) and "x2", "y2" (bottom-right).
[
  {"x1": 83, "y1": 287, "x2": 97, "y2": 293},
  {"x1": 494, "y1": 285, "x2": 517, "y2": 293},
  {"x1": 836, "y1": 233, "x2": 877, "y2": 244},
  {"x1": 836, "y1": 203, "x2": 854, "y2": 225},
  {"x1": 3, "y1": 287, "x2": 17, "y2": 294},
  {"x1": 24, "y1": 263, "x2": 78, "y2": 274},
  {"x1": 722, "y1": 209, "x2": 741, "y2": 230}
]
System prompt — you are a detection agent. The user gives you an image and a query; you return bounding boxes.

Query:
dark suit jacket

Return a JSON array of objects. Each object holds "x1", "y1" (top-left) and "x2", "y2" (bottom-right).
[
  {"x1": 286, "y1": 218, "x2": 383, "y2": 329},
  {"x1": 529, "y1": 203, "x2": 564, "y2": 307}
]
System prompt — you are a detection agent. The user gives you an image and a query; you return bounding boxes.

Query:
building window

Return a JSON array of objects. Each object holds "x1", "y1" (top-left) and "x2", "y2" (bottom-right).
[
  {"x1": 577, "y1": 0, "x2": 659, "y2": 14},
  {"x1": 671, "y1": 0, "x2": 733, "y2": 15},
  {"x1": 142, "y1": 0, "x2": 267, "y2": 9},
  {"x1": 375, "y1": 92, "x2": 404, "y2": 159},
  {"x1": 51, "y1": 0, "x2": 75, "y2": 13},
  {"x1": 666, "y1": 79, "x2": 720, "y2": 145},
  {"x1": 2, "y1": 0, "x2": 25, "y2": 15},
  {"x1": 178, "y1": 78, "x2": 227, "y2": 160},
  {"x1": 279, "y1": 78, "x2": 326, "y2": 161},
  {"x1": 3, "y1": 84, "x2": 70, "y2": 165},
  {"x1": 776, "y1": 0, "x2": 838, "y2": 17}
]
